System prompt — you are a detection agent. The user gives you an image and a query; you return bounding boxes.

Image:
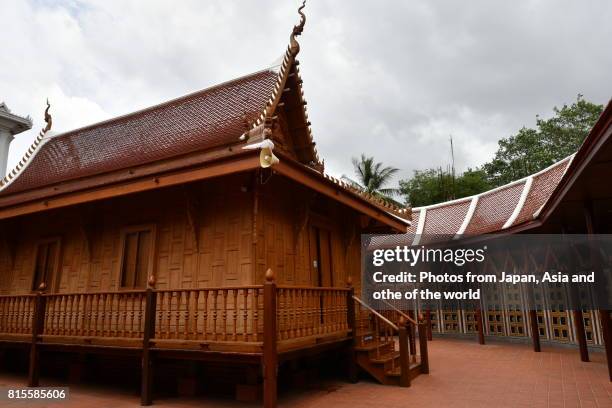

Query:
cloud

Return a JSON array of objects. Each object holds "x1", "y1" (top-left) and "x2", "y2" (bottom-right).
[{"x1": 2, "y1": 0, "x2": 611, "y2": 186}]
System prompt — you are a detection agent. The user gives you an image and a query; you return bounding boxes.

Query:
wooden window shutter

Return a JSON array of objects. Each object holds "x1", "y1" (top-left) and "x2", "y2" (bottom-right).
[{"x1": 120, "y1": 228, "x2": 153, "y2": 289}]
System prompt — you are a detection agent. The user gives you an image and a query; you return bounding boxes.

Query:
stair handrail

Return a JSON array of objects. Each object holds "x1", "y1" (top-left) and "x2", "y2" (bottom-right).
[
  {"x1": 380, "y1": 299, "x2": 418, "y2": 326},
  {"x1": 352, "y1": 295, "x2": 398, "y2": 331}
]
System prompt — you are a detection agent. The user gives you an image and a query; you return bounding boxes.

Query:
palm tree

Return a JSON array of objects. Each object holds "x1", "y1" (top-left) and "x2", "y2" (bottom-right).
[{"x1": 344, "y1": 154, "x2": 400, "y2": 204}]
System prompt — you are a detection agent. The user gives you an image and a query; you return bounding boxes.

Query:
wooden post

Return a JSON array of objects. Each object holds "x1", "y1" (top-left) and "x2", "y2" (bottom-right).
[
  {"x1": 573, "y1": 309, "x2": 589, "y2": 362},
  {"x1": 425, "y1": 309, "x2": 432, "y2": 341},
  {"x1": 141, "y1": 276, "x2": 157, "y2": 406},
  {"x1": 599, "y1": 310, "x2": 612, "y2": 381},
  {"x1": 263, "y1": 269, "x2": 278, "y2": 408},
  {"x1": 346, "y1": 276, "x2": 357, "y2": 383},
  {"x1": 406, "y1": 311, "x2": 416, "y2": 363},
  {"x1": 475, "y1": 308, "x2": 485, "y2": 345},
  {"x1": 584, "y1": 203, "x2": 610, "y2": 377},
  {"x1": 398, "y1": 317, "x2": 410, "y2": 387},
  {"x1": 418, "y1": 322, "x2": 429, "y2": 374},
  {"x1": 28, "y1": 289, "x2": 46, "y2": 387},
  {"x1": 528, "y1": 310, "x2": 541, "y2": 352}
]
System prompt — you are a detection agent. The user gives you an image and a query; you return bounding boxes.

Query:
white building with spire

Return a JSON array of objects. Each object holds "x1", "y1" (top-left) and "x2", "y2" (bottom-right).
[{"x1": 0, "y1": 102, "x2": 32, "y2": 179}]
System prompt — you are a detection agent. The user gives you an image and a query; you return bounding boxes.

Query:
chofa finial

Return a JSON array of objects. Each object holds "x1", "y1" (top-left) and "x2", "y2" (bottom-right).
[
  {"x1": 43, "y1": 98, "x2": 52, "y2": 132},
  {"x1": 289, "y1": 1, "x2": 307, "y2": 56}
]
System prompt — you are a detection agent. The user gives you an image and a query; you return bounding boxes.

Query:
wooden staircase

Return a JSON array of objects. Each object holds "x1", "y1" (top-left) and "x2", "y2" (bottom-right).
[{"x1": 351, "y1": 297, "x2": 429, "y2": 387}]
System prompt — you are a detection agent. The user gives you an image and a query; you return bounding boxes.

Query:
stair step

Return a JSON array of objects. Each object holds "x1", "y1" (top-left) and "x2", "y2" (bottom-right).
[
  {"x1": 355, "y1": 340, "x2": 394, "y2": 352},
  {"x1": 370, "y1": 351, "x2": 400, "y2": 364},
  {"x1": 385, "y1": 361, "x2": 421, "y2": 377}
]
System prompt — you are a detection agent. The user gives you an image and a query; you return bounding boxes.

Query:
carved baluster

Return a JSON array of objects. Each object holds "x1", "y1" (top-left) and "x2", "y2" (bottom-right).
[
  {"x1": 90, "y1": 294, "x2": 96, "y2": 336},
  {"x1": 305, "y1": 290, "x2": 311, "y2": 336},
  {"x1": 83, "y1": 294, "x2": 90, "y2": 336},
  {"x1": 242, "y1": 289, "x2": 248, "y2": 341},
  {"x1": 222, "y1": 289, "x2": 228, "y2": 341},
  {"x1": 47, "y1": 297, "x2": 54, "y2": 335},
  {"x1": 289, "y1": 289, "x2": 294, "y2": 339},
  {"x1": 15, "y1": 297, "x2": 21, "y2": 333},
  {"x1": 232, "y1": 290, "x2": 238, "y2": 341},
  {"x1": 101, "y1": 294, "x2": 107, "y2": 336},
  {"x1": 193, "y1": 291, "x2": 199, "y2": 340},
  {"x1": 166, "y1": 292, "x2": 172, "y2": 339},
  {"x1": 80, "y1": 294, "x2": 86, "y2": 336},
  {"x1": 202, "y1": 290, "x2": 208, "y2": 341},
  {"x1": 184, "y1": 291, "x2": 191, "y2": 339},
  {"x1": 16, "y1": 297, "x2": 22, "y2": 333},
  {"x1": 60, "y1": 296, "x2": 67, "y2": 336},
  {"x1": 324, "y1": 291, "x2": 329, "y2": 333},
  {"x1": 73, "y1": 295, "x2": 78, "y2": 335},
  {"x1": 300, "y1": 289, "x2": 305, "y2": 337},
  {"x1": 7, "y1": 298, "x2": 12, "y2": 333},
  {"x1": 375, "y1": 317, "x2": 381, "y2": 359},
  {"x1": 212, "y1": 290, "x2": 218, "y2": 341},
  {"x1": 327, "y1": 291, "x2": 332, "y2": 333},
  {"x1": 252, "y1": 289, "x2": 259, "y2": 342},
  {"x1": 119, "y1": 293, "x2": 125, "y2": 337},
  {"x1": 284, "y1": 289, "x2": 290, "y2": 339},
  {"x1": 173, "y1": 291, "x2": 180, "y2": 338},
  {"x1": 114, "y1": 293, "x2": 120, "y2": 337},
  {"x1": 139, "y1": 293, "x2": 145, "y2": 336},
  {"x1": 156, "y1": 292, "x2": 163, "y2": 339},
  {"x1": 128, "y1": 293, "x2": 134, "y2": 337},
  {"x1": 0, "y1": 299, "x2": 5, "y2": 332}
]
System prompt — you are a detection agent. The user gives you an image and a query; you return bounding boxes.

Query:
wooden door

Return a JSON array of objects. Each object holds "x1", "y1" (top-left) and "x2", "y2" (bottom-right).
[{"x1": 309, "y1": 226, "x2": 333, "y2": 287}]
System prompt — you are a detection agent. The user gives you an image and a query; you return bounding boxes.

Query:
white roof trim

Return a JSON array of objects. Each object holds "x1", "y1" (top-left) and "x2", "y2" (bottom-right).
[
  {"x1": 455, "y1": 196, "x2": 479, "y2": 238},
  {"x1": 412, "y1": 208, "x2": 426, "y2": 246},
  {"x1": 413, "y1": 154, "x2": 576, "y2": 213},
  {"x1": 0, "y1": 130, "x2": 56, "y2": 193},
  {"x1": 532, "y1": 153, "x2": 576, "y2": 219},
  {"x1": 503, "y1": 176, "x2": 532, "y2": 229}
]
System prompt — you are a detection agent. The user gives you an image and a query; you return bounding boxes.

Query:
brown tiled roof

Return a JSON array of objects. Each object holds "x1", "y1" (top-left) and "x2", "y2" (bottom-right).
[
  {"x1": 407, "y1": 155, "x2": 574, "y2": 241},
  {"x1": 0, "y1": 69, "x2": 278, "y2": 195}
]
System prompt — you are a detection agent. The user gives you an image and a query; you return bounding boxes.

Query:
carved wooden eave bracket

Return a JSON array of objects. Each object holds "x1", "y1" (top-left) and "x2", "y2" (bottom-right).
[
  {"x1": 293, "y1": 191, "x2": 316, "y2": 249},
  {"x1": 183, "y1": 186, "x2": 202, "y2": 252},
  {"x1": 77, "y1": 205, "x2": 96, "y2": 260}
]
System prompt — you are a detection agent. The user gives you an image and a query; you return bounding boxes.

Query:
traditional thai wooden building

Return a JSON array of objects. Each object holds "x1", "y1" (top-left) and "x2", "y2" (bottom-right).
[
  {"x1": 0, "y1": 5, "x2": 428, "y2": 407},
  {"x1": 404, "y1": 100, "x2": 612, "y2": 380}
]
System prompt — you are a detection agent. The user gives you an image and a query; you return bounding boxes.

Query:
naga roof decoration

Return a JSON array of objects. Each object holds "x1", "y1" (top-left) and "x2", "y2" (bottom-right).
[{"x1": 0, "y1": 1, "x2": 411, "y2": 224}]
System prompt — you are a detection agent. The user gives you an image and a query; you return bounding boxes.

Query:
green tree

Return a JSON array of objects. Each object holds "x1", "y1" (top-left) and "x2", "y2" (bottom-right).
[
  {"x1": 483, "y1": 95, "x2": 603, "y2": 186},
  {"x1": 346, "y1": 154, "x2": 400, "y2": 203},
  {"x1": 399, "y1": 168, "x2": 490, "y2": 207}
]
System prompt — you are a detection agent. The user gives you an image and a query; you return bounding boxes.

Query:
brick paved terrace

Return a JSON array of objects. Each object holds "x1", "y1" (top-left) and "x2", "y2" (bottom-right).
[{"x1": 0, "y1": 338, "x2": 610, "y2": 408}]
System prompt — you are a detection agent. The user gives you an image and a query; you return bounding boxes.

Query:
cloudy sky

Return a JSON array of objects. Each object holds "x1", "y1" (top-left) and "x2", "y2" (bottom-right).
[{"x1": 1, "y1": 0, "x2": 611, "y2": 185}]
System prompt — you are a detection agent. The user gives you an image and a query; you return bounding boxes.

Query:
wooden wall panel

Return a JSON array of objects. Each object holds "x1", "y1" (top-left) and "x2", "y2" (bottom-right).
[{"x1": 0, "y1": 172, "x2": 365, "y2": 295}]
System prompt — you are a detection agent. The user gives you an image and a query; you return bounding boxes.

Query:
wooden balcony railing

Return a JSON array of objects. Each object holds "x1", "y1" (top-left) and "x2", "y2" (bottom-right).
[
  {"x1": 153, "y1": 287, "x2": 264, "y2": 342},
  {"x1": 0, "y1": 283, "x2": 350, "y2": 349},
  {"x1": 0, "y1": 294, "x2": 36, "y2": 335},
  {"x1": 276, "y1": 286, "x2": 350, "y2": 342},
  {"x1": 0, "y1": 271, "x2": 418, "y2": 408},
  {"x1": 43, "y1": 291, "x2": 146, "y2": 338}
]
